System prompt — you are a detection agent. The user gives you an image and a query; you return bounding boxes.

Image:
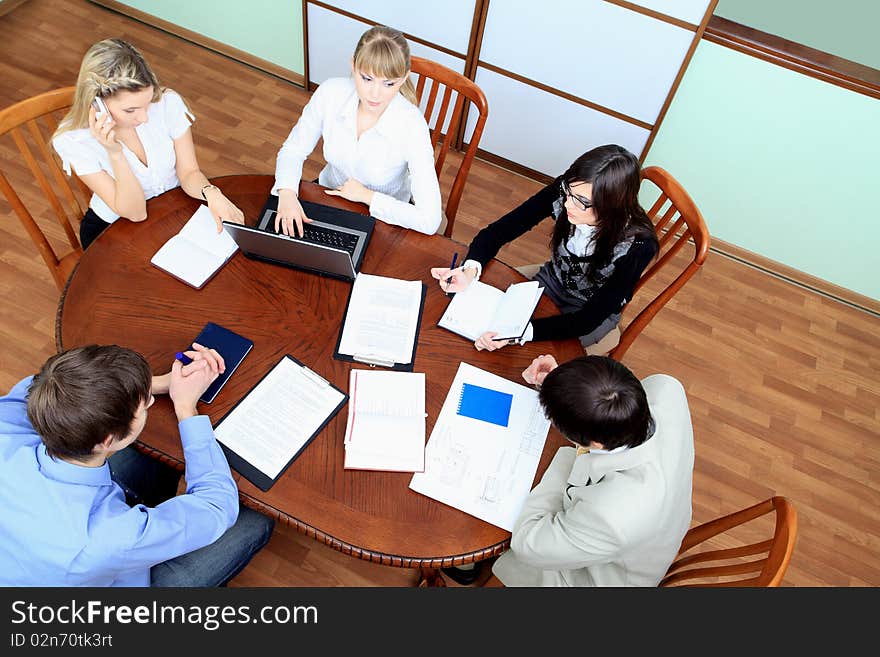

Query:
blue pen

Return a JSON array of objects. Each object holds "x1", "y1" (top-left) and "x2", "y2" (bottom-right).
[
  {"x1": 175, "y1": 351, "x2": 193, "y2": 365},
  {"x1": 445, "y1": 252, "x2": 459, "y2": 294}
]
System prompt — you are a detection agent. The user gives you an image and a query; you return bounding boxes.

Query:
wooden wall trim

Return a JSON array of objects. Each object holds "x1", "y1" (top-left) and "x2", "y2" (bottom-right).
[
  {"x1": 306, "y1": 0, "x2": 467, "y2": 62},
  {"x1": 89, "y1": 0, "x2": 304, "y2": 87},
  {"x1": 476, "y1": 61, "x2": 653, "y2": 131},
  {"x1": 710, "y1": 237, "x2": 879, "y2": 316},
  {"x1": 603, "y1": 0, "x2": 697, "y2": 31},
  {"x1": 0, "y1": 0, "x2": 30, "y2": 18},
  {"x1": 704, "y1": 15, "x2": 880, "y2": 101},
  {"x1": 639, "y1": 0, "x2": 719, "y2": 161}
]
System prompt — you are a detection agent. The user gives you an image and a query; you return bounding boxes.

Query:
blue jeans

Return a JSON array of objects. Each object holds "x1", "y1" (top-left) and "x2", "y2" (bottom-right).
[{"x1": 108, "y1": 447, "x2": 274, "y2": 587}]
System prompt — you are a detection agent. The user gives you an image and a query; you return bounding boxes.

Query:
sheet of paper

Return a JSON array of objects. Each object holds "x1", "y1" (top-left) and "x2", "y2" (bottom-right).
[
  {"x1": 488, "y1": 281, "x2": 543, "y2": 339},
  {"x1": 344, "y1": 369, "x2": 425, "y2": 472},
  {"x1": 409, "y1": 361, "x2": 550, "y2": 531},
  {"x1": 337, "y1": 273, "x2": 423, "y2": 365},
  {"x1": 436, "y1": 280, "x2": 504, "y2": 341},
  {"x1": 150, "y1": 205, "x2": 237, "y2": 287},
  {"x1": 213, "y1": 357, "x2": 345, "y2": 480}
]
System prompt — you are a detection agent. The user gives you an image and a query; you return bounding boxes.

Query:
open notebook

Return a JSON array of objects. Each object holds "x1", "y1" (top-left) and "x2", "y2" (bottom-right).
[
  {"x1": 151, "y1": 205, "x2": 237, "y2": 288},
  {"x1": 438, "y1": 280, "x2": 543, "y2": 341}
]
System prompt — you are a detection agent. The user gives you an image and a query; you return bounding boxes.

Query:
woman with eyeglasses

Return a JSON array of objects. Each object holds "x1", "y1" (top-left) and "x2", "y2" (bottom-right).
[{"x1": 431, "y1": 144, "x2": 659, "y2": 355}]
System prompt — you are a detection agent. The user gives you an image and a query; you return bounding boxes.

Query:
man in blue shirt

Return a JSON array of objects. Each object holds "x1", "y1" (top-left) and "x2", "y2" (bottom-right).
[{"x1": 0, "y1": 344, "x2": 273, "y2": 586}]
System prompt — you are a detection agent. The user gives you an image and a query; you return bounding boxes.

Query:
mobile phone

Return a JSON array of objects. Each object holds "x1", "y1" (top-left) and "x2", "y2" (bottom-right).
[{"x1": 92, "y1": 96, "x2": 109, "y2": 121}]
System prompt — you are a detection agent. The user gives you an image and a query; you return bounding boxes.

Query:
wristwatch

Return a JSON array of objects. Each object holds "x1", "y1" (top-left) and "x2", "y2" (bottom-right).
[{"x1": 200, "y1": 183, "x2": 219, "y2": 200}]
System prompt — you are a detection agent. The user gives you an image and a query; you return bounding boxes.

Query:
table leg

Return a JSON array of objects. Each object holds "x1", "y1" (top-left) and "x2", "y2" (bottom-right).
[{"x1": 417, "y1": 567, "x2": 446, "y2": 587}]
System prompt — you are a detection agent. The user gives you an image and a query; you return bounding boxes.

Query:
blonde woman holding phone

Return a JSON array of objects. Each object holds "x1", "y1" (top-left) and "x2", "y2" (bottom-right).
[{"x1": 52, "y1": 38, "x2": 244, "y2": 249}]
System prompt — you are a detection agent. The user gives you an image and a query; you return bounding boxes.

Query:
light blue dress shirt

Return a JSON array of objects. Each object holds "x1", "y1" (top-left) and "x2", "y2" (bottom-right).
[{"x1": 0, "y1": 377, "x2": 239, "y2": 586}]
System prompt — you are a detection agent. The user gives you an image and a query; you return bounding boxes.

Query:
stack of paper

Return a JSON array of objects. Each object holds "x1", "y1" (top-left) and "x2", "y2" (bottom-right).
[
  {"x1": 336, "y1": 273, "x2": 424, "y2": 367},
  {"x1": 343, "y1": 369, "x2": 425, "y2": 472},
  {"x1": 150, "y1": 205, "x2": 237, "y2": 288}
]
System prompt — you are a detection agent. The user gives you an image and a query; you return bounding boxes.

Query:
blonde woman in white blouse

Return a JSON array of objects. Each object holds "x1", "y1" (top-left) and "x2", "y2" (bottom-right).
[
  {"x1": 273, "y1": 25, "x2": 442, "y2": 237},
  {"x1": 52, "y1": 38, "x2": 244, "y2": 249}
]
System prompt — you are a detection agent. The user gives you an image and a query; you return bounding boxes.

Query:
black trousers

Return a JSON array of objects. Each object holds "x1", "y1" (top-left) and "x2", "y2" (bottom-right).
[{"x1": 79, "y1": 208, "x2": 112, "y2": 249}]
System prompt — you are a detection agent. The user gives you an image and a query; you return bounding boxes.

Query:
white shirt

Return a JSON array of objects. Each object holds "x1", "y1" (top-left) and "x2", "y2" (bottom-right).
[
  {"x1": 52, "y1": 90, "x2": 194, "y2": 223},
  {"x1": 273, "y1": 77, "x2": 442, "y2": 234}
]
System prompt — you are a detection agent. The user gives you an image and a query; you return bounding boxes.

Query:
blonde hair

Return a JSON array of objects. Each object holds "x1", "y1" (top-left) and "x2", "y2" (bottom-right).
[
  {"x1": 53, "y1": 38, "x2": 163, "y2": 139},
  {"x1": 353, "y1": 26, "x2": 418, "y2": 105}
]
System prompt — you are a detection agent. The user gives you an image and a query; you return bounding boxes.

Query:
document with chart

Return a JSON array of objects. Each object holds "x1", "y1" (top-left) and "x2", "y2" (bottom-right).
[{"x1": 409, "y1": 362, "x2": 551, "y2": 531}]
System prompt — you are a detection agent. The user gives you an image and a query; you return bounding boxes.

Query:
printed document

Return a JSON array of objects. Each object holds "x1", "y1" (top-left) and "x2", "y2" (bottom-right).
[
  {"x1": 343, "y1": 370, "x2": 425, "y2": 472},
  {"x1": 150, "y1": 204, "x2": 237, "y2": 288},
  {"x1": 438, "y1": 280, "x2": 543, "y2": 341},
  {"x1": 213, "y1": 357, "x2": 345, "y2": 479},
  {"x1": 337, "y1": 273, "x2": 423, "y2": 365},
  {"x1": 409, "y1": 362, "x2": 551, "y2": 531}
]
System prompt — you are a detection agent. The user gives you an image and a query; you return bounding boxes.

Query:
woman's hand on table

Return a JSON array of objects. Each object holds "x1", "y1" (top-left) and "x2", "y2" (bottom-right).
[
  {"x1": 474, "y1": 331, "x2": 512, "y2": 352},
  {"x1": 324, "y1": 178, "x2": 373, "y2": 206},
  {"x1": 204, "y1": 187, "x2": 245, "y2": 233}
]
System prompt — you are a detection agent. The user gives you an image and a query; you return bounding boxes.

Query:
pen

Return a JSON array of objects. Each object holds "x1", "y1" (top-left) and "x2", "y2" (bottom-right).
[
  {"x1": 175, "y1": 351, "x2": 193, "y2": 365},
  {"x1": 445, "y1": 252, "x2": 458, "y2": 295}
]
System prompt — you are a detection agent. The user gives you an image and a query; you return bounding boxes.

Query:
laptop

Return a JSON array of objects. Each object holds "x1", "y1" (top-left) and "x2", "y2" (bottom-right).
[{"x1": 223, "y1": 197, "x2": 375, "y2": 281}]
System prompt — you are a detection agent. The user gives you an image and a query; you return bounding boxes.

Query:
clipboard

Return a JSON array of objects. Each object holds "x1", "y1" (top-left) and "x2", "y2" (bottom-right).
[
  {"x1": 332, "y1": 282, "x2": 427, "y2": 372},
  {"x1": 213, "y1": 355, "x2": 348, "y2": 492}
]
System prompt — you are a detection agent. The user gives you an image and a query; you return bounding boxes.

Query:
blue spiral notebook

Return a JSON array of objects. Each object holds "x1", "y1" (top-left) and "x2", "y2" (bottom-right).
[{"x1": 456, "y1": 383, "x2": 513, "y2": 427}]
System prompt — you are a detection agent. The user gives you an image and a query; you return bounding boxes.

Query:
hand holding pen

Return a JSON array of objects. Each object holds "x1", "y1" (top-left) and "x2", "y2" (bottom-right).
[
  {"x1": 430, "y1": 252, "x2": 477, "y2": 295},
  {"x1": 175, "y1": 342, "x2": 226, "y2": 376}
]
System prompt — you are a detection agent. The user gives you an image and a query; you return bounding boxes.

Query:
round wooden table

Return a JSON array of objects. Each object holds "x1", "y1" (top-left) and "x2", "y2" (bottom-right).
[{"x1": 57, "y1": 174, "x2": 584, "y2": 571}]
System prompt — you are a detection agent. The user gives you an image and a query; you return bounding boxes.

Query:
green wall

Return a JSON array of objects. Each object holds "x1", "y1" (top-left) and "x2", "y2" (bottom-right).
[
  {"x1": 114, "y1": 0, "x2": 303, "y2": 74},
  {"x1": 643, "y1": 40, "x2": 880, "y2": 300},
  {"x1": 715, "y1": 0, "x2": 880, "y2": 70}
]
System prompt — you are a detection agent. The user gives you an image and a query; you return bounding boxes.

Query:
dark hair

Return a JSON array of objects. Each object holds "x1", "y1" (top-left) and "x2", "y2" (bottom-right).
[
  {"x1": 27, "y1": 345, "x2": 152, "y2": 460},
  {"x1": 550, "y1": 144, "x2": 657, "y2": 279},
  {"x1": 539, "y1": 356, "x2": 652, "y2": 450}
]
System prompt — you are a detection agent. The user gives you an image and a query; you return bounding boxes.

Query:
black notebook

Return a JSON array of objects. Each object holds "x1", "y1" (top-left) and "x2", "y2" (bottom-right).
[{"x1": 187, "y1": 322, "x2": 253, "y2": 404}]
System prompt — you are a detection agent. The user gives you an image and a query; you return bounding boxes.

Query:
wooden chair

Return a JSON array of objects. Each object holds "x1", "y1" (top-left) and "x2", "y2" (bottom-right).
[
  {"x1": 661, "y1": 496, "x2": 798, "y2": 587},
  {"x1": 609, "y1": 165, "x2": 710, "y2": 361},
  {"x1": 410, "y1": 56, "x2": 489, "y2": 238},
  {"x1": 0, "y1": 87, "x2": 88, "y2": 290}
]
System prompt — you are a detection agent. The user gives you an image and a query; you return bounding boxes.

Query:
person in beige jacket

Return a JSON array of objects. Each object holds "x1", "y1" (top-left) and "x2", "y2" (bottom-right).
[{"x1": 491, "y1": 355, "x2": 695, "y2": 587}]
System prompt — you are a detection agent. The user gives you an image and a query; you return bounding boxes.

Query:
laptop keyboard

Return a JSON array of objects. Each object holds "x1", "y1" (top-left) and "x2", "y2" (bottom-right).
[{"x1": 298, "y1": 224, "x2": 359, "y2": 256}]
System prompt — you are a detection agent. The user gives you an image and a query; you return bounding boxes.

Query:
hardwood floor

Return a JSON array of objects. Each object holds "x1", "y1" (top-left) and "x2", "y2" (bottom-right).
[{"x1": 1, "y1": 0, "x2": 877, "y2": 587}]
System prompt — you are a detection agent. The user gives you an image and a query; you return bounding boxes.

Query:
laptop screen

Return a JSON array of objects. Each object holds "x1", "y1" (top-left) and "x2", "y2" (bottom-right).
[{"x1": 223, "y1": 222, "x2": 358, "y2": 281}]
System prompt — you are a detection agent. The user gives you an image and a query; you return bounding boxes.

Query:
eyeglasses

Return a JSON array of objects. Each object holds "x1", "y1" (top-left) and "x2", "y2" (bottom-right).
[{"x1": 560, "y1": 180, "x2": 593, "y2": 212}]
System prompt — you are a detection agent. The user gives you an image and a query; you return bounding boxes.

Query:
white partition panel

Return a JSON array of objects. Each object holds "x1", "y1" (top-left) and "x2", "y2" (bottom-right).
[
  {"x1": 467, "y1": 67, "x2": 650, "y2": 176},
  {"x1": 308, "y1": 4, "x2": 466, "y2": 135},
  {"x1": 478, "y1": 0, "x2": 694, "y2": 124},
  {"x1": 627, "y1": 0, "x2": 713, "y2": 25},
  {"x1": 308, "y1": 4, "x2": 464, "y2": 84},
  {"x1": 324, "y1": 0, "x2": 476, "y2": 54}
]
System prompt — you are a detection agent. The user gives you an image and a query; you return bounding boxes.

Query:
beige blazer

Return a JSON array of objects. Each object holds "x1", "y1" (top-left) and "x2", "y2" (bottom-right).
[{"x1": 492, "y1": 374, "x2": 694, "y2": 587}]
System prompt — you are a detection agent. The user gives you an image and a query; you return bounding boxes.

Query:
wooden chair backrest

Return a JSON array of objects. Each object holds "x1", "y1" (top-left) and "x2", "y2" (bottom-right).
[
  {"x1": 660, "y1": 496, "x2": 798, "y2": 587},
  {"x1": 409, "y1": 56, "x2": 489, "y2": 238},
  {"x1": 610, "y1": 165, "x2": 710, "y2": 360},
  {"x1": 0, "y1": 86, "x2": 87, "y2": 290}
]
